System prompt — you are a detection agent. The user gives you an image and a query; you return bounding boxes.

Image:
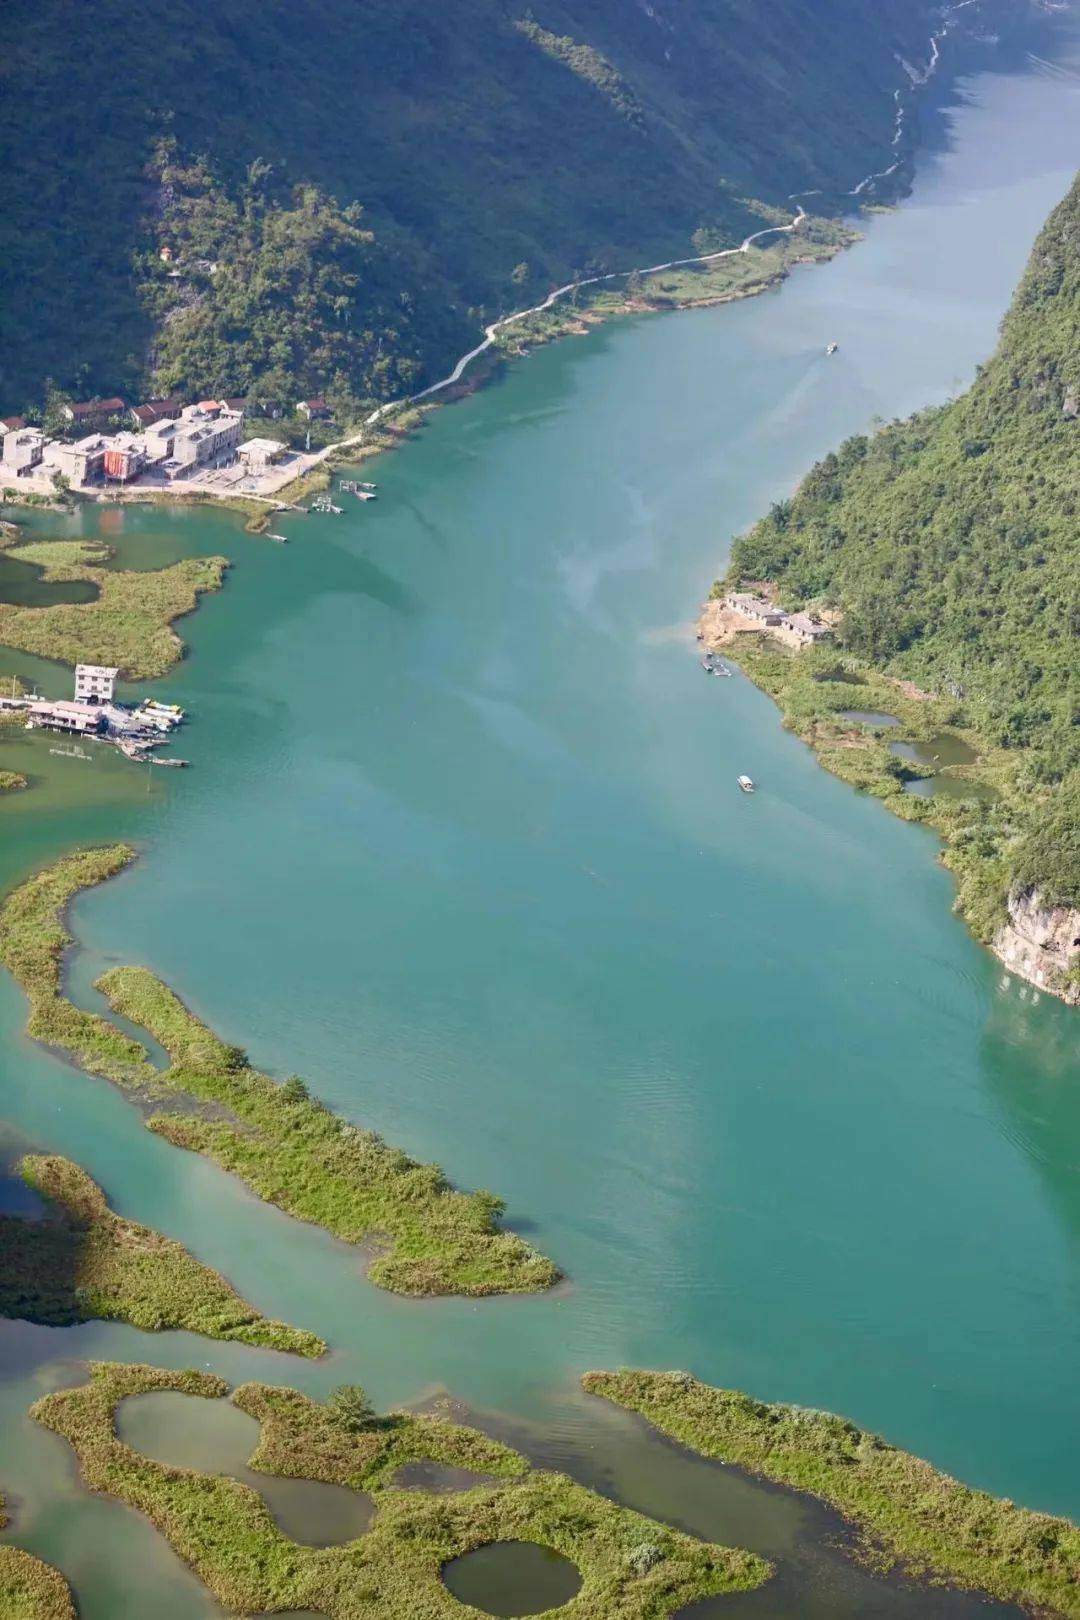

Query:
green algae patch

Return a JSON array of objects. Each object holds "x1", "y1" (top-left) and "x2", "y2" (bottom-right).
[
  {"x1": 584, "y1": 1370, "x2": 1080, "y2": 1617},
  {"x1": 0, "y1": 846, "x2": 559, "y2": 1299},
  {"x1": 0, "y1": 1154, "x2": 323, "y2": 1356},
  {"x1": 0, "y1": 552, "x2": 226, "y2": 679},
  {"x1": 32, "y1": 1363, "x2": 768, "y2": 1619},
  {"x1": 0, "y1": 1501, "x2": 75, "y2": 1620}
]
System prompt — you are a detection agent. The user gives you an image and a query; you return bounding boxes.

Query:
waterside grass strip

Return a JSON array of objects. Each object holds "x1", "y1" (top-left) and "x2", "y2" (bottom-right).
[
  {"x1": 2, "y1": 1154, "x2": 324, "y2": 1356},
  {"x1": 0, "y1": 846, "x2": 559, "y2": 1298},
  {"x1": 31, "y1": 1363, "x2": 769, "y2": 1619},
  {"x1": 0, "y1": 1502, "x2": 75, "y2": 1620},
  {"x1": 0, "y1": 552, "x2": 227, "y2": 679},
  {"x1": 583, "y1": 1370, "x2": 1080, "y2": 1617}
]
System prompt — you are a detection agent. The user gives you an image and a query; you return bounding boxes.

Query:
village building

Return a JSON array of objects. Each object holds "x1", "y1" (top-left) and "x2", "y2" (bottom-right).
[
  {"x1": 74, "y1": 665, "x2": 119, "y2": 704},
  {"x1": 26, "y1": 699, "x2": 107, "y2": 736},
  {"x1": 102, "y1": 432, "x2": 146, "y2": 483},
  {"x1": 160, "y1": 404, "x2": 244, "y2": 479},
  {"x1": 237, "y1": 437, "x2": 287, "y2": 472},
  {"x1": 296, "y1": 398, "x2": 330, "y2": 419},
  {"x1": 130, "y1": 400, "x2": 181, "y2": 429},
  {"x1": 0, "y1": 425, "x2": 44, "y2": 475},
  {"x1": 725, "y1": 591, "x2": 790, "y2": 629},
  {"x1": 53, "y1": 435, "x2": 107, "y2": 484},
  {"x1": 774, "y1": 611, "x2": 833, "y2": 649},
  {"x1": 0, "y1": 415, "x2": 26, "y2": 433},
  {"x1": 62, "y1": 398, "x2": 126, "y2": 429}
]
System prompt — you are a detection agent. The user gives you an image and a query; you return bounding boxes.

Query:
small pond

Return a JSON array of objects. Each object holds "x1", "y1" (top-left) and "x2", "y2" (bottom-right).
[
  {"x1": 392, "y1": 1460, "x2": 501, "y2": 1493},
  {"x1": 0, "y1": 551, "x2": 99, "y2": 608},
  {"x1": 117, "y1": 1392, "x2": 374, "y2": 1546},
  {"x1": 888, "y1": 732, "x2": 978, "y2": 769},
  {"x1": 442, "y1": 1541, "x2": 583, "y2": 1616},
  {"x1": 900, "y1": 774, "x2": 1000, "y2": 804},
  {"x1": 838, "y1": 709, "x2": 899, "y2": 728}
]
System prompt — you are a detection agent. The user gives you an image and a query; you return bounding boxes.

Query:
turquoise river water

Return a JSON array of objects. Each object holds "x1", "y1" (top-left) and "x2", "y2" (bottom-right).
[{"x1": 1, "y1": 24, "x2": 1079, "y2": 1618}]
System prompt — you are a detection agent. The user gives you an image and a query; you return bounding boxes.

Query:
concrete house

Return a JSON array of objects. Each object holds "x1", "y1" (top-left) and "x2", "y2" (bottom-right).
[
  {"x1": 775, "y1": 611, "x2": 833, "y2": 649},
  {"x1": 725, "y1": 592, "x2": 789, "y2": 629},
  {"x1": 62, "y1": 398, "x2": 126, "y2": 428},
  {"x1": 53, "y1": 435, "x2": 107, "y2": 484},
  {"x1": 237, "y1": 437, "x2": 287, "y2": 472},
  {"x1": 1, "y1": 426, "x2": 44, "y2": 474},
  {"x1": 74, "y1": 665, "x2": 119, "y2": 704}
]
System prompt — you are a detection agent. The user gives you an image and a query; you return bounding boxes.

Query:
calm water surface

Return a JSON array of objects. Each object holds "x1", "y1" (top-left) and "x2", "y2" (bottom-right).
[{"x1": 1, "y1": 27, "x2": 1079, "y2": 1618}]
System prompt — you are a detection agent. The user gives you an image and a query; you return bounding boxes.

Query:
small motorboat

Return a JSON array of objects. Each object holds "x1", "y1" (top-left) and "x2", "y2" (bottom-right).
[
  {"x1": 737, "y1": 775, "x2": 755, "y2": 793},
  {"x1": 826, "y1": 341, "x2": 839, "y2": 356},
  {"x1": 266, "y1": 532, "x2": 288, "y2": 543},
  {"x1": 358, "y1": 481, "x2": 377, "y2": 491},
  {"x1": 353, "y1": 488, "x2": 377, "y2": 501}
]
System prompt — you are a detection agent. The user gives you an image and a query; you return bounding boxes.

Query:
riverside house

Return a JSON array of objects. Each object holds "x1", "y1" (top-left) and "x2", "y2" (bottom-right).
[{"x1": 724, "y1": 591, "x2": 832, "y2": 648}]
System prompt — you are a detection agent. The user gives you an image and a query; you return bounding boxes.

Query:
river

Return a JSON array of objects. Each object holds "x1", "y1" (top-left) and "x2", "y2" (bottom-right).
[{"x1": 1, "y1": 21, "x2": 1079, "y2": 1619}]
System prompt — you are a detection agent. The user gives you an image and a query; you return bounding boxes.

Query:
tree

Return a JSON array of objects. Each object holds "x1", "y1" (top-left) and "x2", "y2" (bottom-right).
[
  {"x1": 329, "y1": 1384, "x2": 376, "y2": 1432},
  {"x1": 511, "y1": 261, "x2": 530, "y2": 286},
  {"x1": 280, "y1": 1075, "x2": 309, "y2": 1104},
  {"x1": 50, "y1": 472, "x2": 71, "y2": 502}
]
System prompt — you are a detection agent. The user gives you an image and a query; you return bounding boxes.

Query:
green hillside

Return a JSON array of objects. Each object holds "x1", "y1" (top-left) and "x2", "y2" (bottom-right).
[
  {"x1": 0, "y1": 0, "x2": 949, "y2": 413},
  {"x1": 726, "y1": 171, "x2": 1080, "y2": 928}
]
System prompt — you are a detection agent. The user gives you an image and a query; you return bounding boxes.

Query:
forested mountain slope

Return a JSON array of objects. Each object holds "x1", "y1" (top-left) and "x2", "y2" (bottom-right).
[
  {"x1": 726, "y1": 172, "x2": 1080, "y2": 979},
  {"x1": 1, "y1": 0, "x2": 956, "y2": 411}
]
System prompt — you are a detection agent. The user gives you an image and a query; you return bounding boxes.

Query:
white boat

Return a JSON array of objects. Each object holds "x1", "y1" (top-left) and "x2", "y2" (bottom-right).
[
  {"x1": 354, "y1": 489, "x2": 377, "y2": 501},
  {"x1": 826, "y1": 341, "x2": 839, "y2": 356},
  {"x1": 737, "y1": 775, "x2": 755, "y2": 793},
  {"x1": 358, "y1": 481, "x2": 377, "y2": 491},
  {"x1": 266, "y1": 532, "x2": 288, "y2": 543}
]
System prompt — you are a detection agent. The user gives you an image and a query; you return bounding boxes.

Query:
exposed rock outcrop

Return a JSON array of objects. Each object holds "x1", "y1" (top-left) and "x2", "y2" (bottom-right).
[{"x1": 992, "y1": 887, "x2": 1080, "y2": 1004}]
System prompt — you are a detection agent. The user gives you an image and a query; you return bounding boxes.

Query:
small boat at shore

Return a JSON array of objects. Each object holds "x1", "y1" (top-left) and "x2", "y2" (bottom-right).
[
  {"x1": 353, "y1": 489, "x2": 377, "y2": 501},
  {"x1": 702, "y1": 653, "x2": 731, "y2": 676},
  {"x1": 737, "y1": 774, "x2": 755, "y2": 793}
]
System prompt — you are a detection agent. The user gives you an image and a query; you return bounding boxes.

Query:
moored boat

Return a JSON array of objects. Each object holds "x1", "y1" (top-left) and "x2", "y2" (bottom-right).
[{"x1": 737, "y1": 774, "x2": 755, "y2": 793}]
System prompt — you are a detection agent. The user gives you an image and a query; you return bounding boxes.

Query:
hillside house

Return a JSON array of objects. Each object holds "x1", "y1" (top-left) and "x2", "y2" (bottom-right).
[
  {"x1": 774, "y1": 611, "x2": 833, "y2": 649},
  {"x1": 725, "y1": 591, "x2": 789, "y2": 629},
  {"x1": 62, "y1": 398, "x2": 126, "y2": 429},
  {"x1": 130, "y1": 400, "x2": 180, "y2": 428},
  {"x1": 296, "y1": 398, "x2": 330, "y2": 420}
]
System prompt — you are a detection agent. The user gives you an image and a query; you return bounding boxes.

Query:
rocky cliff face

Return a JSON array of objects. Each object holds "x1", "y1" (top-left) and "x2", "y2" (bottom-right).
[{"x1": 992, "y1": 888, "x2": 1080, "y2": 1005}]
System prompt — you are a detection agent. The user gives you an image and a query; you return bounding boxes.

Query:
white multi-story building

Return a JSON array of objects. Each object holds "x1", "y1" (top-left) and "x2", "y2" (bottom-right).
[
  {"x1": 74, "y1": 664, "x2": 119, "y2": 704},
  {"x1": 0, "y1": 426, "x2": 44, "y2": 475}
]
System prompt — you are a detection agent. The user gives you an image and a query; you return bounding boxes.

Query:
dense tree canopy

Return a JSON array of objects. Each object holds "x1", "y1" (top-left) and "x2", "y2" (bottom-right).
[{"x1": 0, "y1": 0, "x2": 955, "y2": 410}]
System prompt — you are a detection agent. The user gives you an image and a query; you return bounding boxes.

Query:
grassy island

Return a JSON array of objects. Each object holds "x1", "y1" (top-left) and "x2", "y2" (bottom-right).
[
  {"x1": 0, "y1": 1153, "x2": 323, "y2": 1355},
  {"x1": 0, "y1": 1500, "x2": 75, "y2": 1620},
  {"x1": 32, "y1": 1362, "x2": 768, "y2": 1618},
  {"x1": 0, "y1": 539, "x2": 226, "y2": 679},
  {"x1": 584, "y1": 1370, "x2": 1080, "y2": 1617},
  {"x1": 0, "y1": 845, "x2": 559, "y2": 1298}
]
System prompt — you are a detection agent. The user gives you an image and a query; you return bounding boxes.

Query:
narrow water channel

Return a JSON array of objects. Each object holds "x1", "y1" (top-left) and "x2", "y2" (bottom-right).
[{"x1": 1, "y1": 19, "x2": 1079, "y2": 1618}]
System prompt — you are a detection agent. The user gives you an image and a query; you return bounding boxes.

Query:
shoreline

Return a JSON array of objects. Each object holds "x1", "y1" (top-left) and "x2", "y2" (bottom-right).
[{"x1": 697, "y1": 605, "x2": 1078, "y2": 1007}]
